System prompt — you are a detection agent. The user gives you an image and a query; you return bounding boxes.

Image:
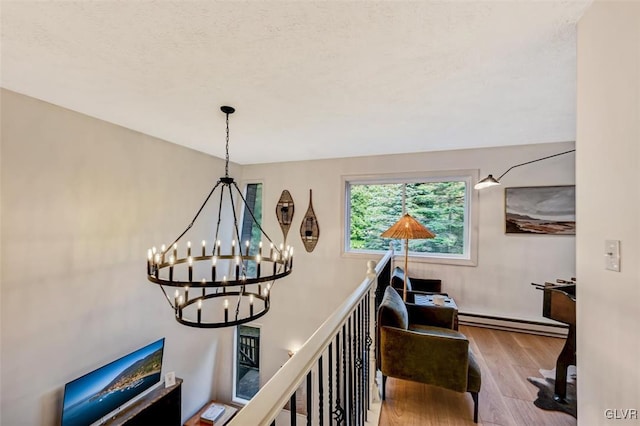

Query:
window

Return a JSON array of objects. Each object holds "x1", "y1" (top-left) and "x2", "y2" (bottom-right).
[
  {"x1": 233, "y1": 324, "x2": 261, "y2": 402},
  {"x1": 240, "y1": 183, "x2": 263, "y2": 276},
  {"x1": 344, "y1": 171, "x2": 477, "y2": 264}
]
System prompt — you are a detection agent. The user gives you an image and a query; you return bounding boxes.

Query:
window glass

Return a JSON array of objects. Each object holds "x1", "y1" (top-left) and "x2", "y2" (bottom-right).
[
  {"x1": 346, "y1": 177, "x2": 470, "y2": 259},
  {"x1": 234, "y1": 325, "x2": 260, "y2": 401},
  {"x1": 240, "y1": 183, "x2": 262, "y2": 277}
]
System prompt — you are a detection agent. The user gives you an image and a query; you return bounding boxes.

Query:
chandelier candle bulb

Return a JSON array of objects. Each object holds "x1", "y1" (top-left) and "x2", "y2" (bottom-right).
[
  {"x1": 154, "y1": 254, "x2": 161, "y2": 278},
  {"x1": 256, "y1": 254, "x2": 261, "y2": 278},
  {"x1": 197, "y1": 299, "x2": 202, "y2": 323},
  {"x1": 270, "y1": 243, "x2": 274, "y2": 259},
  {"x1": 211, "y1": 256, "x2": 217, "y2": 281},
  {"x1": 216, "y1": 240, "x2": 221, "y2": 256},
  {"x1": 250, "y1": 294, "x2": 254, "y2": 316},
  {"x1": 161, "y1": 245, "x2": 166, "y2": 263},
  {"x1": 235, "y1": 256, "x2": 240, "y2": 281},
  {"x1": 147, "y1": 249, "x2": 152, "y2": 275},
  {"x1": 224, "y1": 299, "x2": 229, "y2": 323},
  {"x1": 173, "y1": 243, "x2": 177, "y2": 260},
  {"x1": 223, "y1": 276, "x2": 227, "y2": 293},
  {"x1": 169, "y1": 255, "x2": 175, "y2": 282},
  {"x1": 178, "y1": 295, "x2": 183, "y2": 319},
  {"x1": 201, "y1": 279, "x2": 206, "y2": 298},
  {"x1": 245, "y1": 240, "x2": 250, "y2": 256},
  {"x1": 259, "y1": 241, "x2": 263, "y2": 257},
  {"x1": 231, "y1": 240, "x2": 235, "y2": 256},
  {"x1": 202, "y1": 240, "x2": 206, "y2": 256},
  {"x1": 174, "y1": 290, "x2": 179, "y2": 313},
  {"x1": 188, "y1": 256, "x2": 193, "y2": 282},
  {"x1": 187, "y1": 241, "x2": 191, "y2": 257},
  {"x1": 184, "y1": 286, "x2": 189, "y2": 303}
]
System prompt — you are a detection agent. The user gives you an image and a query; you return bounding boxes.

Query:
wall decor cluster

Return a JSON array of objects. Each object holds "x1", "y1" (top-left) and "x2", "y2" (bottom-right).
[
  {"x1": 505, "y1": 185, "x2": 575, "y2": 235},
  {"x1": 300, "y1": 189, "x2": 320, "y2": 252},
  {"x1": 276, "y1": 190, "x2": 295, "y2": 242}
]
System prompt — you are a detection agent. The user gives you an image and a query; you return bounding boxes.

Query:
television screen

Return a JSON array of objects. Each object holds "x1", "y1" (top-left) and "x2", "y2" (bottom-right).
[{"x1": 61, "y1": 338, "x2": 165, "y2": 426}]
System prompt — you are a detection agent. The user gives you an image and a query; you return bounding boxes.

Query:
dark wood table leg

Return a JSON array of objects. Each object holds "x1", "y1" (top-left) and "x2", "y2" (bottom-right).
[{"x1": 554, "y1": 324, "x2": 576, "y2": 403}]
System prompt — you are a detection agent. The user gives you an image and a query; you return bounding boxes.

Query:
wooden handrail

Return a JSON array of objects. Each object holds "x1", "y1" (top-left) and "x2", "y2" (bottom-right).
[{"x1": 228, "y1": 250, "x2": 392, "y2": 426}]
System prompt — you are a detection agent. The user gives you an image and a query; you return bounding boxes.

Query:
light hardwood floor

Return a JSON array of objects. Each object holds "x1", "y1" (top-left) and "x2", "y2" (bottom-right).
[{"x1": 378, "y1": 325, "x2": 576, "y2": 426}]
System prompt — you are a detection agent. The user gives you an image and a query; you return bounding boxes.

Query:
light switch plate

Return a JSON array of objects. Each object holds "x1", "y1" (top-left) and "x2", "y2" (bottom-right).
[{"x1": 605, "y1": 240, "x2": 621, "y2": 272}]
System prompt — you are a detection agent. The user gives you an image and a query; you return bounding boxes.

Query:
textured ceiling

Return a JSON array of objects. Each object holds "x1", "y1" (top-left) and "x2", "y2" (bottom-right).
[{"x1": 1, "y1": 1, "x2": 591, "y2": 164}]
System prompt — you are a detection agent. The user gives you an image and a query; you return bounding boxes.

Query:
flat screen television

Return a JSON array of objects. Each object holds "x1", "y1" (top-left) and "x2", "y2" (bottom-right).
[{"x1": 61, "y1": 338, "x2": 165, "y2": 426}]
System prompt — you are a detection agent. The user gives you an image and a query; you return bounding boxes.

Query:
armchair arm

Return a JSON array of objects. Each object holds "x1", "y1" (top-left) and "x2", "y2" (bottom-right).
[
  {"x1": 380, "y1": 325, "x2": 469, "y2": 393},
  {"x1": 406, "y1": 303, "x2": 456, "y2": 329}
]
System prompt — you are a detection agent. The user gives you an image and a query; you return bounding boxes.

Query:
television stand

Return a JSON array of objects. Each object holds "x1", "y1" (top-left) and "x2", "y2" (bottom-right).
[{"x1": 104, "y1": 378, "x2": 182, "y2": 426}]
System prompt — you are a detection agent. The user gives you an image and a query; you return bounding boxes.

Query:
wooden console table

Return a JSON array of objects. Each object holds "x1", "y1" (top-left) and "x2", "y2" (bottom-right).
[{"x1": 104, "y1": 378, "x2": 182, "y2": 426}]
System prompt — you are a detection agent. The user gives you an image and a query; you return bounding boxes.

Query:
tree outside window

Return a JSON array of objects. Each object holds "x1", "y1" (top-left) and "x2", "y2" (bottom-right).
[{"x1": 347, "y1": 179, "x2": 469, "y2": 258}]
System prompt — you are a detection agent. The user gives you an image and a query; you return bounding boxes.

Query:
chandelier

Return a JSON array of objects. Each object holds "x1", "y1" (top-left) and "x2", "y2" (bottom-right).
[{"x1": 147, "y1": 106, "x2": 293, "y2": 328}]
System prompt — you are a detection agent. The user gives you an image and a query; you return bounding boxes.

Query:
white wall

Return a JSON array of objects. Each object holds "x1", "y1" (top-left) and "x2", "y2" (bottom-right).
[
  {"x1": 241, "y1": 140, "x2": 576, "y2": 386},
  {"x1": 577, "y1": 2, "x2": 640, "y2": 423},
  {"x1": 0, "y1": 90, "x2": 239, "y2": 425}
]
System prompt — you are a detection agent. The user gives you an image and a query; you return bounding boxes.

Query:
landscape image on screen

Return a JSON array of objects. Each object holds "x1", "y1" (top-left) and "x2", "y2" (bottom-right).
[{"x1": 61, "y1": 338, "x2": 164, "y2": 426}]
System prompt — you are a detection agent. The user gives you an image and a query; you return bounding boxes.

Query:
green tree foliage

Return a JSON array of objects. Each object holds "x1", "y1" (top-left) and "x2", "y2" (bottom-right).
[{"x1": 349, "y1": 181, "x2": 466, "y2": 255}]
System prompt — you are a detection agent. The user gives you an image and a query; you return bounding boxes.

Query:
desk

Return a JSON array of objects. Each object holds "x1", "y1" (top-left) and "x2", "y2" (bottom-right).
[
  {"x1": 184, "y1": 402, "x2": 239, "y2": 426},
  {"x1": 413, "y1": 294, "x2": 459, "y2": 330}
]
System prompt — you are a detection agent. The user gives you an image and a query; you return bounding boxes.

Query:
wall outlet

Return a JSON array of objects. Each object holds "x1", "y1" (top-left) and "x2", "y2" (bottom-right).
[{"x1": 605, "y1": 240, "x2": 621, "y2": 272}]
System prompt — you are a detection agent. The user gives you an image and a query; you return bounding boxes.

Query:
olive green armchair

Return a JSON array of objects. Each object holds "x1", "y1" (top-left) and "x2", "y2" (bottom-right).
[{"x1": 377, "y1": 286, "x2": 481, "y2": 423}]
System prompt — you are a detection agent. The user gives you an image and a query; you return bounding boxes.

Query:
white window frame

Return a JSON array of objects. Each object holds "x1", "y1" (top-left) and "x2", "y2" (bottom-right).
[
  {"x1": 342, "y1": 170, "x2": 479, "y2": 266},
  {"x1": 232, "y1": 323, "x2": 262, "y2": 405}
]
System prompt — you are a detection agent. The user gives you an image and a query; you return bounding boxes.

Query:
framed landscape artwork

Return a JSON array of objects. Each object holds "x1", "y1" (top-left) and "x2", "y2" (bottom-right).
[{"x1": 505, "y1": 185, "x2": 575, "y2": 235}]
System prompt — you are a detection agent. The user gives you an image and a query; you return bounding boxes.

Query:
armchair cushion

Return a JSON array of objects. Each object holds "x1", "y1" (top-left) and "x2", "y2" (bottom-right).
[
  {"x1": 391, "y1": 266, "x2": 414, "y2": 303},
  {"x1": 378, "y1": 285, "x2": 409, "y2": 330}
]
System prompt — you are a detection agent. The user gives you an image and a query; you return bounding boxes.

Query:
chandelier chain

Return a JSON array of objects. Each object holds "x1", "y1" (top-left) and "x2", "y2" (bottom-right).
[{"x1": 225, "y1": 112, "x2": 230, "y2": 177}]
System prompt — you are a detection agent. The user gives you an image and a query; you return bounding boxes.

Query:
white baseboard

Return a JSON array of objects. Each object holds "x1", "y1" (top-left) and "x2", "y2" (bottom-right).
[{"x1": 458, "y1": 313, "x2": 568, "y2": 338}]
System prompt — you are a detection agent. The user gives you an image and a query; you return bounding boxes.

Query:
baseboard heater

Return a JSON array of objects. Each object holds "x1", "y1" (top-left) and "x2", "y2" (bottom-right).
[{"x1": 458, "y1": 312, "x2": 568, "y2": 338}]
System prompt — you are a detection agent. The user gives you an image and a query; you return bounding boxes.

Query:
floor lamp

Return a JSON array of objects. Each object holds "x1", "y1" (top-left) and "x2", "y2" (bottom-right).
[{"x1": 381, "y1": 213, "x2": 435, "y2": 301}]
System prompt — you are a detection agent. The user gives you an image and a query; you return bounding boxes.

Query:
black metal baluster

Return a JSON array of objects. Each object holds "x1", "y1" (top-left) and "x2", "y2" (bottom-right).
[
  {"x1": 333, "y1": 333, "x2": 344, "y2": 424},
  {"x1": 348, "y1": 316, "x2": 353, "y2": 425},
  {"x1": 362, "y1": 300, "x2": 367, "y2": 423},
  {"x1": 362, "y1": 299, "x2": 367, "y2": 423},
  {"x1": 328, "y1": 343, "x2": 333, "y2": 426},
  {"x1": 353, "y1": 308, "x2": 358, "y2": 425},
  {"x1": 319, "y1": 355, "x2": 324, "y2": 426},
  {"x1": 342, "y1": 324, "x2": 347, "y2": 425},
  {"x1": 354, "y1": 312, "x2": 359, "y2": 425},
  {"x1": 306, "y1": 371, "x2": 312, "y2": 426},
  {"x1": 358, "y1": 302, "x2": 363, "y2": 425},
  {"x1": 290, "y1": 392, "x2": 297, "y2": 426},
  {"x1": 365, "y1": 290, "x2": 372, "y2": 417}
]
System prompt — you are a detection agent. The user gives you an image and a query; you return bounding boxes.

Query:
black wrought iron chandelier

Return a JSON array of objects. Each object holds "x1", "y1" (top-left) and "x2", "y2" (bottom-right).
[{"x1": 147, "y1": 106, "x2": 293, "y2": 328}]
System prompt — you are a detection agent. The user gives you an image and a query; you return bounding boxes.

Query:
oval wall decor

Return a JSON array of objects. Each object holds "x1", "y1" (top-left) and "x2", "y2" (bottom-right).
[
  {"x1": 276, "y1": 190, "x2": 295, "y2": 242},
  {"x1": 300, "y1": 189, "x2": 319, "y2": 252}
]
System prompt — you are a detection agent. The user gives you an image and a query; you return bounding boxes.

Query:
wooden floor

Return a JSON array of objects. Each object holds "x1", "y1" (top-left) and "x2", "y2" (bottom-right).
[{"x1": 378, "y1": 325, "x2": 576, "y2": 426}]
